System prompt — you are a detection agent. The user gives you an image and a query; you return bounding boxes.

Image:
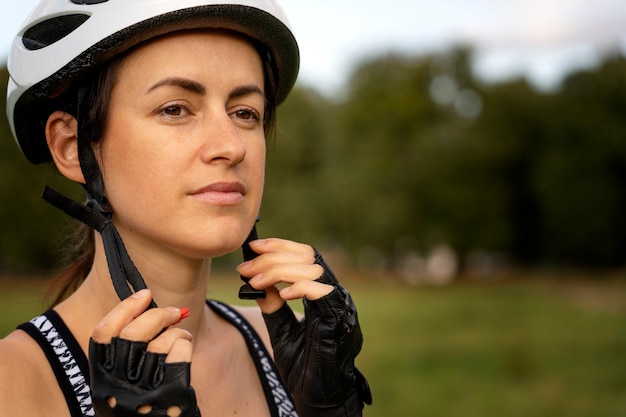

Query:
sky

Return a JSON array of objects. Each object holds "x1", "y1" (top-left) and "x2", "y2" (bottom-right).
[{"x1": 1, "y1": 0, "x2": 625, "y2": 96}]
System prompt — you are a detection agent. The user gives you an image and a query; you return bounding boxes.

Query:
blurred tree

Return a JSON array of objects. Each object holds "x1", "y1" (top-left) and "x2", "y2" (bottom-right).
[
  {"x1": 532, "y1": 54, "x2": 626, "y2": 266},
  {"x1": 468, "y1": 79, "x2": 547, "y2": 264},
  {"x1": 319, "y1": 49, "x2": 515, "y2": 264},
  {"x1": 322, "y1": 54, "x2": 441, "y2": 258},
  {"x1": 260, "y1": 86, "x2": 333, "y2": 243}
]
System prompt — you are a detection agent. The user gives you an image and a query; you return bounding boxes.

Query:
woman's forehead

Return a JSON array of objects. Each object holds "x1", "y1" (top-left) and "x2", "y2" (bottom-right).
[{"x1": 116, "y1": 29, "x2": 263, "y2": 83}]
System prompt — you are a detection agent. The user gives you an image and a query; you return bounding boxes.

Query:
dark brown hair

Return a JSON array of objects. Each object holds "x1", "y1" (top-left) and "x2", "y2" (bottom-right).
[{"x1": 46, "y1": 33, "x2": 279, "y2": 306}]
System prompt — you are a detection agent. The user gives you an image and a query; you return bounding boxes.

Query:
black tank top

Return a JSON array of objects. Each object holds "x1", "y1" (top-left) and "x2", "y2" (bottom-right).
[{"x1": 18, "y1": 300, "x2": 299, "y2": 417}]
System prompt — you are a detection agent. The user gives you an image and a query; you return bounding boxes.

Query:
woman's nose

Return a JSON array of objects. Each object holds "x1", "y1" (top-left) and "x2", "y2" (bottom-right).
[{"x1": 199, "y1": 112, "x2": 246, "y2": 165}]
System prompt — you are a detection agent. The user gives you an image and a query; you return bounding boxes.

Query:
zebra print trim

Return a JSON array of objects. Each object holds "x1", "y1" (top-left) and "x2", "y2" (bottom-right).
[
  {"x1": 208, "y1": 301, "x2": 300, "y2": 417},
  {"x1": 30, "y1": 315, "x2": 95, "y2": 417}
]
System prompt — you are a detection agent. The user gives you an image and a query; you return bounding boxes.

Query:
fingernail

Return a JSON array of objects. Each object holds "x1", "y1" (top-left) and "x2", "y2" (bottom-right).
[
  {"x1": 132, "y1": 289, "x2": 150, "y2": 299},
  {"x1": 248, "y1": 273, "x2": 263, "y2": 285},
  {"x1": 171, "y1": 307, "x2": 189, "y2": 325},
  {"x1": 237, "y1": 260, "x2": 252, "y2": 270},
  {"x1": 180, "y1": 307, "x2": 190, "y2": 321}
]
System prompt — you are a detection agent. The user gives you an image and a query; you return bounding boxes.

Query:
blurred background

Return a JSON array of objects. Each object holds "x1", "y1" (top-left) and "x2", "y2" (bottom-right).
[{"x1": 1, "y1": 1, "x2": 625, "y2": 416}]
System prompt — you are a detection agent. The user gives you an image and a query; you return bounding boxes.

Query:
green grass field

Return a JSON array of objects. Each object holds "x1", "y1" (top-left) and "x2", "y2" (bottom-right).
[{"x1": 1, "y1": 275, "x2": 625, "y2": 417}]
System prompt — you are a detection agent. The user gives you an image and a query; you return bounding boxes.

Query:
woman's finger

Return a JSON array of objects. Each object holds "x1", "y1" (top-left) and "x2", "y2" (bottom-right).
[
  {"x1": 165, "y1": 337, "x2": 194, "y2": 364},
  {"x1": 248, "y1": 263, "x2": 324, "y2": 288},
  {"x1": 255, "y1": 285, "x2": 284, "y2": 314},
  {"x1": 91, "y1": 289, "x2": 154, "y2": 343},
  {"x1": 279, "y1": 280, "x2": 333, "y2": 301},
  {"x1": 238, "y1": 251, "x2": 311, "y2": 277},
  {"x1": 255, "y1": 276, "x2": 333, "y2": 314},
  {"x1": 146, "y1": 328, "x2": 193, "y2": 363},
  {"x1": 118, "y1": 306, "x2": 184, "y2": 342},
  {"x1": 238, "y1": 252, "x2": 316, "y2": 279},
  {"x1": 248, "y1": 238, "x2": 315, "y2": 259}
]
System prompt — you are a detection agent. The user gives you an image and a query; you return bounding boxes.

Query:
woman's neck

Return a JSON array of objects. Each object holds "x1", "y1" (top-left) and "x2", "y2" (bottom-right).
[{"x1": 55, "y1": 231, "x2": 215, "y2": 353}]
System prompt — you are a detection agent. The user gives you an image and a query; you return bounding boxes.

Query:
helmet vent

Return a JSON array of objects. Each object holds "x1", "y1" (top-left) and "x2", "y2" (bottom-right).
[{"x1": 23, "y1": 14, "x2": 90, "y2": 51}]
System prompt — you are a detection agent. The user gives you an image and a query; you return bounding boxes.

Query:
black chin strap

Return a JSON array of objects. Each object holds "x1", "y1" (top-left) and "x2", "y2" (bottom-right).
[{"x1": 42, "y1": 186, "x2": 157, "y2": 309}]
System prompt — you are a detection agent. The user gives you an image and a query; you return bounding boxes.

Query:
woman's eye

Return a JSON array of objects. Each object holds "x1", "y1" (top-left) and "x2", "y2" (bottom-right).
[
  {"x1": 158, "y1": 103, "x2": 190, "y2": 118},
  {"x1": 234, "y1": 109, "x2": 259, "y2": 121},
  {"x1": 163, "y1": 105, "x2": 183, "y2": 116}
]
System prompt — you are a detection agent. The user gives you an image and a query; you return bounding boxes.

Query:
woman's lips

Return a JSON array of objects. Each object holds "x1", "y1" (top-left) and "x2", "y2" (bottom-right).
[{"x1": 190, "y1": 182, "x2": 245, "y2": 205}]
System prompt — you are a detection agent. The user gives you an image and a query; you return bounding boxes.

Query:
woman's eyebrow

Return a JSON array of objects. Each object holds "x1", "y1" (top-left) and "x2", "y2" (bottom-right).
[
  {"x1": 146, "y1": 77, "x2": 206, "y2": 95},
  {"x1": 230, "y1": 85, "x2": 264, "y2": 99}
]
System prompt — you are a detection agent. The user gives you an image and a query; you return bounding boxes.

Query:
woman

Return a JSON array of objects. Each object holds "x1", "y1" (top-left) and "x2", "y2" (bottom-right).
[{"x1": 0, "y1": 1, "x2": 370, "y2": 416}]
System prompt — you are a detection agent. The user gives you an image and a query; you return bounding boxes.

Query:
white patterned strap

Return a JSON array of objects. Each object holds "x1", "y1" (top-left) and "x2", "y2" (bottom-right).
[{"x1": 27, "y1": 314, "x2": 95, "y2": 417}]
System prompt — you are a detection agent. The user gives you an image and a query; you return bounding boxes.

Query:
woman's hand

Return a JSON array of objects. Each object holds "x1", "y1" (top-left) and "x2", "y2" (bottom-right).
[
  {"x1": 237, "y1": 239, "x2": 372, "y2": 417},
  {"x1": 88, "y1": 289, "x2": 201, "y2": 417},
  {"x1": 236, "y1": 238, "x2": 333, "y2": 314},
  {"x1": 91, "y1": 289, "x2": 192, "y2": 361}
]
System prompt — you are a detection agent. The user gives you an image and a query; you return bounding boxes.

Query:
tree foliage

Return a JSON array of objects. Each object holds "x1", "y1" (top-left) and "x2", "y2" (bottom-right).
[{"x1": 1, "y1": 49, "x2": 626, "y2": 274}]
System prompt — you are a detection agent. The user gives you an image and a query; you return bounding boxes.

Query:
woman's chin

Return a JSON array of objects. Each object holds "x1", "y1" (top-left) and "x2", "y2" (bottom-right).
[{"x1": 179, "y1": 238, "x2": 247, "y2": 261}]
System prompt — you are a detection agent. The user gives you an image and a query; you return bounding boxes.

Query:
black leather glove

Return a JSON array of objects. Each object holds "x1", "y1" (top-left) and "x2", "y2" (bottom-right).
[
  {"x1": 89, "y1": 337, "x2": 201, "y2": 417},
  {"x1": 262, "y1": 250, "x2": 372, "y2": 417}
]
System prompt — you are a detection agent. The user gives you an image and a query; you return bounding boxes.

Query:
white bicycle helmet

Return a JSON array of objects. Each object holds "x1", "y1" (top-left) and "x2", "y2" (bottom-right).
[{"x1": 7, "y1": 0, "x2": 300, "y2": 164}]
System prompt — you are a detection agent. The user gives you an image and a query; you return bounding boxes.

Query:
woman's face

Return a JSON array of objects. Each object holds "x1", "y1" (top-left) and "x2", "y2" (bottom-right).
[{"x1": 97, "y1": 30, "x2": 266, "y2": 259}]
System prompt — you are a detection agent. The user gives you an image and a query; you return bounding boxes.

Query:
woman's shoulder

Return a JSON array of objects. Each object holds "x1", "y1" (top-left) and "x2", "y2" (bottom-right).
[
  {"x1": 0, "y1": 329, "x2": 68, "y2": 415},
  {"x1": 227, "y1": 302, "x2": 304, "y2": 357},
  {"x1": 0, "y1": 329, "x2": 46, "y2": 384},
  {"x1": 227, "y1": 304, "x2": 273, "y2": 352}
]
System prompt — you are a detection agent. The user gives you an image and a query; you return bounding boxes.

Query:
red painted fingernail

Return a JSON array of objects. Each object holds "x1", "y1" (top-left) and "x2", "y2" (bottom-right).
[
  {"x1": 180, "y1": 307, "x2": 190, "y2": 321},
  {"x1": 173, "y1": 307, "x2": 190, "y2": 325}
]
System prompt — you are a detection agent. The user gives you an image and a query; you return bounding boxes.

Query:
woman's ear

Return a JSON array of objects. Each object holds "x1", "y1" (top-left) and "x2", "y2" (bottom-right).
[{"x1": 46, "y1": 111, "x2": 86, "y2": 184}]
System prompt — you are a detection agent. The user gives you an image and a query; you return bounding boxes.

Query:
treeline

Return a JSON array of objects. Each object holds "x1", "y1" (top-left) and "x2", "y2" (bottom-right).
[{"x1": 1, "y1": 48, "x2": 625, "y2": 275}]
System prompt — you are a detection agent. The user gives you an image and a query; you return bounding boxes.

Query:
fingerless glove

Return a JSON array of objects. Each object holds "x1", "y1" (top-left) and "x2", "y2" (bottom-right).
[
  {"x1": 89, "y1": 337, "x2": 201, "y2": 417},
  {"x1": 263, "y1": 251, "x2": 372, "y2": 417}
]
